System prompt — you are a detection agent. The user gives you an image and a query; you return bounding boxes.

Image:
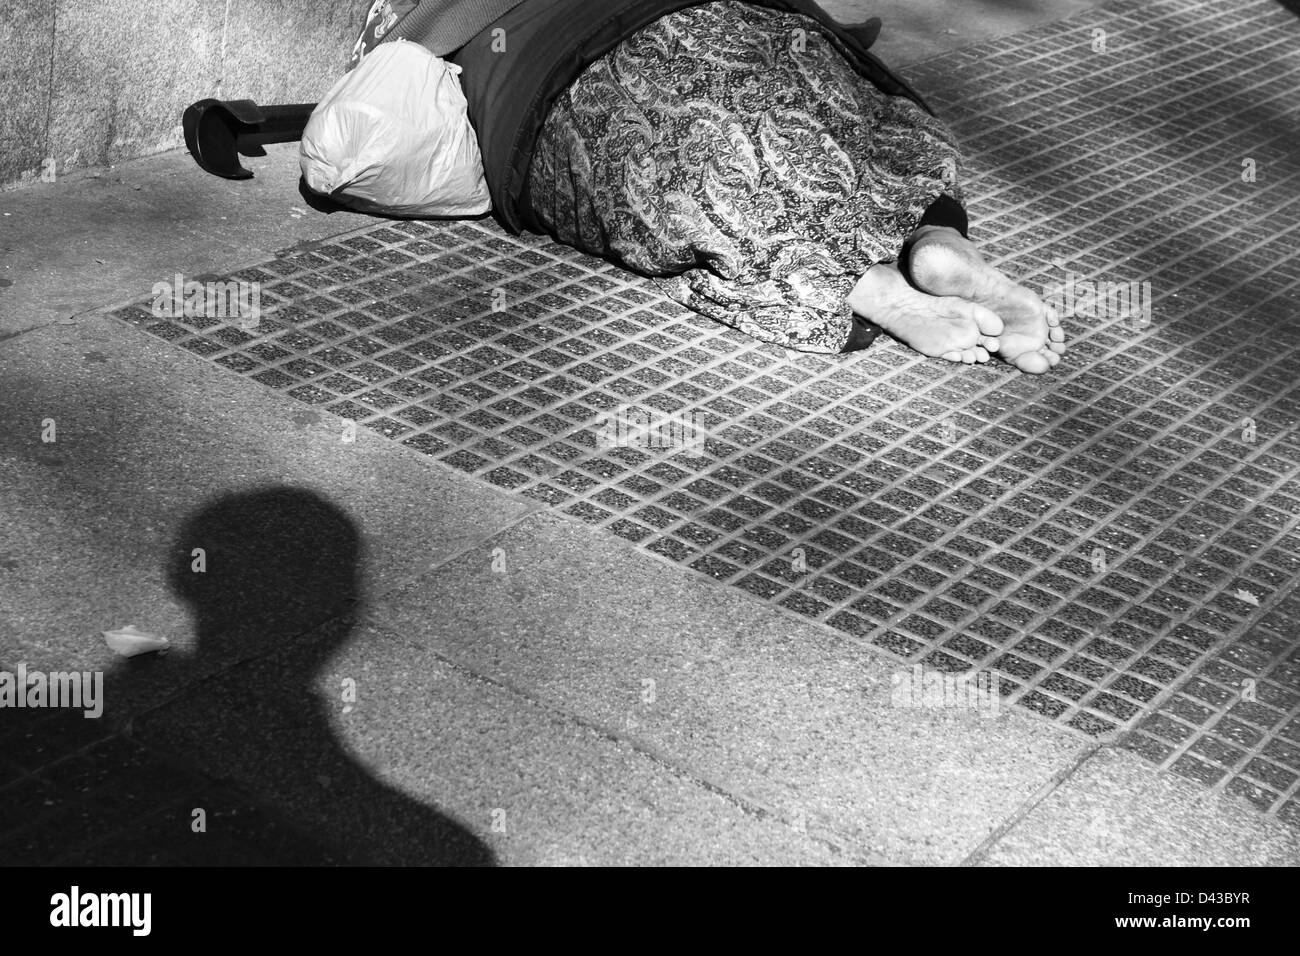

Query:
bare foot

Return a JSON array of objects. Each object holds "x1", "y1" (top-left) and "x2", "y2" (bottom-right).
[
  {"x1": 907, "y1": 225, "x2": 1066, "y2": 374},
  {"x1": 847, "y1": 261, "x2": 1003, "y2": 364}
]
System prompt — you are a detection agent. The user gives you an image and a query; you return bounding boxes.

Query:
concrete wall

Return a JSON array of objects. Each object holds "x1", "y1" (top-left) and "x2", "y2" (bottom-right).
[{"x1": 0, "y1": 0, "x2": 370, "y2": 189}]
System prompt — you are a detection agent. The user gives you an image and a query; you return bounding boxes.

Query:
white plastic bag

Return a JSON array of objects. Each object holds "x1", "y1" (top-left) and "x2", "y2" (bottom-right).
[{"x1": 300, "y1": 39, "x2": 491, "y2": 218}]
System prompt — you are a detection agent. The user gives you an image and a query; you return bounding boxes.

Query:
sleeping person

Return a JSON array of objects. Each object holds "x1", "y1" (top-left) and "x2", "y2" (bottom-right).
[{"x1": 444, "y1": 0, "x2": 1066, "y2": 372}]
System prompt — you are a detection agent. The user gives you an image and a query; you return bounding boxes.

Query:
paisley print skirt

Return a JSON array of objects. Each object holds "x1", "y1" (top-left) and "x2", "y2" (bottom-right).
[{"x1": 525, "y1": 1, "x2": 965, "y2": 353}]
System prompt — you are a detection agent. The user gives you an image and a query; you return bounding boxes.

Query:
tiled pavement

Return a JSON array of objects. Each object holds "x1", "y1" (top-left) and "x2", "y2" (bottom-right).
[
  {"x1": 3, "y1": 0, "x2": 1298, "y2": 866},
  {"x1": 911, "y1": 0, "x2": 1300, "y2": 822},
  {"x1": 93, "y1": 0, "x2": 1300, "y2": 832}
]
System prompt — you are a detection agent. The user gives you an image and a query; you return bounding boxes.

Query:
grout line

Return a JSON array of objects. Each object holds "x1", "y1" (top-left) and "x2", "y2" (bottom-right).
[
  {"x1": 957, "y1": 742, "x2": 1107, "y2": 867},
  {"x1": 360, "y1": 613, "x2": 883, "y2": 863},
  {"x1": 216, "y1": 0, "x2": 232, "y2": 101},
  {"x1": 381, "y1": 499, "x2": 549, "y2": 601},
  {"x1": 0, "y1": 324, "x2": 51, "y2": 346},
  {"x1": 42, "y1": 2, "x2": 58, "y2": 170}
]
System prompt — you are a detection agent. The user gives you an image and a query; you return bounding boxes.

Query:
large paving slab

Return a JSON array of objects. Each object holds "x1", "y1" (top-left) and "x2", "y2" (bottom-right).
[
  {"x1": 0, "y1": 706, "x2": 354, "y2": 866},
  {"x1": 372, "y1": 510, "x2": 1089, "y2": 865},
  {"x1": 129, "y1": 616, "x2": 840, "y2": 866},
  {"x1": 978, "y1": 746, "x2": 1300, "y2": 866},
  {"x1": 0, "y1": 315, "x2": 534, "y2": 720}
]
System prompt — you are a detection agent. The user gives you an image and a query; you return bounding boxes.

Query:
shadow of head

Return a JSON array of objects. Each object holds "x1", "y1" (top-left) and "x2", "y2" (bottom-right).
[
  {"x1": 161, "y1": 486, "x2": 498, "y2": 864},
  {"x1": 167, "y1": 486, "x2": 362, "y2": 651}
]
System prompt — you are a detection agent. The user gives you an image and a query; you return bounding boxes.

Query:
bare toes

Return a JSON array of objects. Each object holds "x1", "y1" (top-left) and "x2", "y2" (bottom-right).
[
  {"x1": 974, "y1": 346, "x2": 990, "y2": 363},
  {"x1": 977, "y1": 334, "x2": 1001, "y2": 352},
  {"x1": 969, "y1": 303, "x2": 1004, "y2": 338},
  {"x1": 942, "y1": 350, "x2": 963, "y2": 363},
  {"x1": 1012, "y1": 349, "x2": 1052, "y2": 374}
]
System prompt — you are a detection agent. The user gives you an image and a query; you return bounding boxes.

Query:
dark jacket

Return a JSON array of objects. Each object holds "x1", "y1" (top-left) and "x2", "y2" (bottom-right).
[
  {"x1": 392, "y1": 0, "x2": 532, "y2": 56},
  {"x1": 447, "y1": 0, "x2": 931, "y2": 234}
]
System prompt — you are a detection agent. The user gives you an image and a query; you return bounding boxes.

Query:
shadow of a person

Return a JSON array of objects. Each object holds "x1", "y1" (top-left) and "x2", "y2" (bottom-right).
[
  {"x1": 3, "y1": 487, "x2": 493, "y2": 865},
  {"x1": 149, "y1": 485, "x2": 497, "y2": 866}
]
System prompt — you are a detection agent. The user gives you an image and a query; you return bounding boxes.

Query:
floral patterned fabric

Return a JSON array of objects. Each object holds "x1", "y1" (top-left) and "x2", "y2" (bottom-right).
[{"x1": 525, "y1": 1, "x2": 965, "y2": 353}]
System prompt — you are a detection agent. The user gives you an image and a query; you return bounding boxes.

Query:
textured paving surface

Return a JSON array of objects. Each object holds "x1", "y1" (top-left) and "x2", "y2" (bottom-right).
[
  {"x1": 0, "y1": 316, "x2": 534, "y2": 702},
  {"x1": 133, "y1": 612, "x2": 850, "y2": 867},
  {"x1": 367, "y1": 511, "x2": 1088, "y2": 866},
  {"x1": 977, "y1": 747, "x2": 1300, "y2": 866},
  {"x1": 910, "y1": 0, "x2": 1300, "y2": 825},
  {"x1": 99, "y1": 0, "x2": 1300, "y2": 830},
  {"x1": 0, "y1": 709, "x2": 349, "y2": 865},
  {"x1": 0, "y1": 316, "x2": 534, "y2": 865},
  {"x1": 0, "y1": 145, "x2": 373, "y2": 336}
]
